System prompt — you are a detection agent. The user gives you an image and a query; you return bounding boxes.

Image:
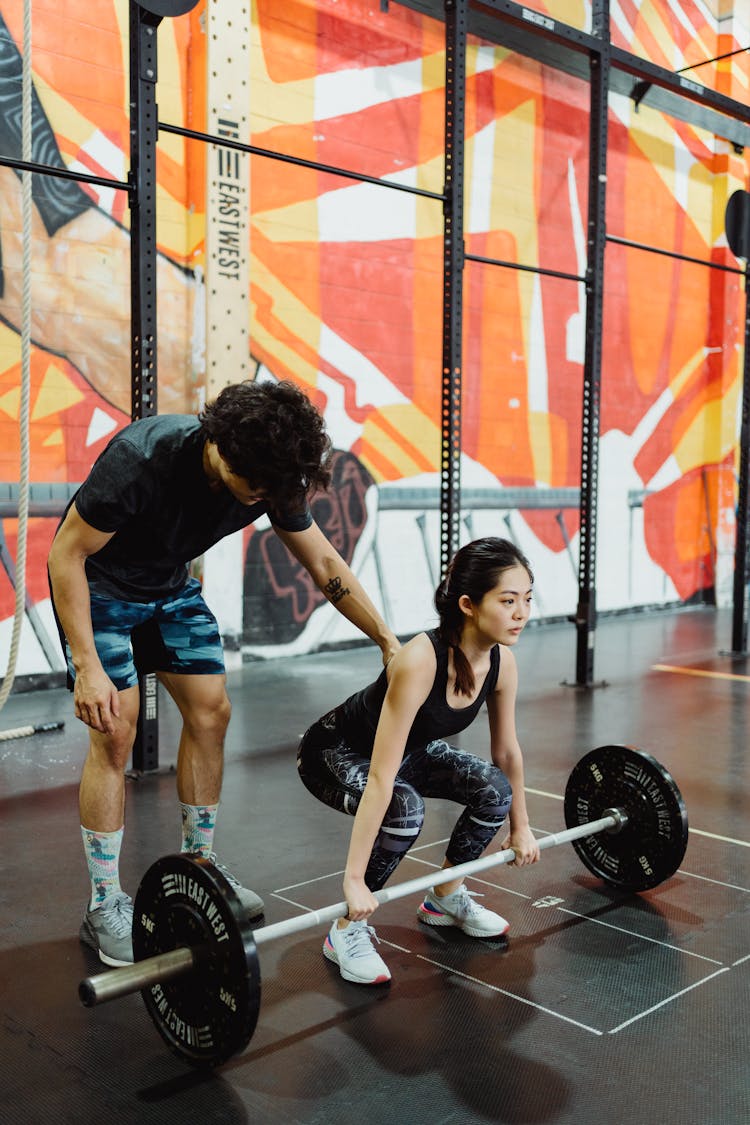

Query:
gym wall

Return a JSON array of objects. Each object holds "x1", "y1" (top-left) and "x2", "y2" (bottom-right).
[{"x1": 0, "y1": 0, "x2": 748, "y2": 673}]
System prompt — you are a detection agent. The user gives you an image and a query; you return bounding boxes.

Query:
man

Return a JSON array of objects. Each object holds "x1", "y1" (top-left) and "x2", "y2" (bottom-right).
[{"x1": 47, "y1": 379, "x2": 400, "y2": 967}]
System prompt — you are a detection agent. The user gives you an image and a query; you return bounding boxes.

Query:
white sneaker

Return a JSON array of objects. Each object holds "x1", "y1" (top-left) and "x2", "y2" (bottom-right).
[
  {"x1": 417, "y1": 884, "x2": 509, "y2": 938},
  {"x1": 323, "y1": 919, "x2": 391, "y2": 985}
]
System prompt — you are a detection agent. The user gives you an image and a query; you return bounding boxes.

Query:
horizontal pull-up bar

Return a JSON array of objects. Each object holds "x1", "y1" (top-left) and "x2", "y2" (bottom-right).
[
  {"x1": 607, "y1": 234, "x2": 745, "y2": 275},
  {"x1": 0, "y1": 154, "x2": 130, "y2": 194},
  {"x1": 465, "y1": 251, "x2": 585, "y2": 283},
  {"x1": 159, "y1": 121, "x2": 445, "y2": 202}
]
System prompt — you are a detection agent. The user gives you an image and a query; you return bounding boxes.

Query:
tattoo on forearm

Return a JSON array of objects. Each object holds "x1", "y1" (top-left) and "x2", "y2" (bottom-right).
[{"x1": 324, "y1": 575, "x2": 350, "y2": 604}]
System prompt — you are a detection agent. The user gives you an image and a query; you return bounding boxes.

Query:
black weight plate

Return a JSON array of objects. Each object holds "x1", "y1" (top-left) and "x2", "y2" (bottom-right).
[
  {"x1": 725, "y1": 189, "x2": 750, "y2": 260},
  {"x1": 564, "y1": 745, "x2": 689, "y2": 891},
  {"x1": 133, "y1": 854, "x2": 261, "y2": 1067},
  {"x1": 137, "y1": 0, "x2": 201, "y2": 17}
]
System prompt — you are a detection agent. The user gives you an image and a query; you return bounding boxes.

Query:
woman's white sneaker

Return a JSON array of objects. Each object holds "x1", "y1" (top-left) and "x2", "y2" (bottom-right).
[
  {"x1": 323, "y1": 919, "x2": 391, "y2": 985},
  {"x1": 417, "y1": 884, "x2": 509, "y2": 938}
]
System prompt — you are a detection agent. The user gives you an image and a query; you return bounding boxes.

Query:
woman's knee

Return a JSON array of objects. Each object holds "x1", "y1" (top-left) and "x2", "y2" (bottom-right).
[
  {"x1": 490, "y1": 764, "x2": 512, "y2": 800},
  {"x1": 371, "y1": 786, "x2": 425, "y2": 875},
  {"x1": 475, "y1": 765, "x2": 513, "y2": 820},
  {"x1": 383, "y1": 782, "x2": 426, "y2": 833}
]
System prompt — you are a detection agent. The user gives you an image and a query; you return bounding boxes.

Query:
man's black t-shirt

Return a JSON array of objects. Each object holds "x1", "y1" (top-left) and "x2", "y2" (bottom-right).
[{"x1": 69, "y1": 415, "x2": 312, "y2": 602}]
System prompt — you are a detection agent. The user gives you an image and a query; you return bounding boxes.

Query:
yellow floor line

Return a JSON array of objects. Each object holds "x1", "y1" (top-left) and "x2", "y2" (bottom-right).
[{"x1": 652, "y1": 663, "x2": 750, "y2": 683}]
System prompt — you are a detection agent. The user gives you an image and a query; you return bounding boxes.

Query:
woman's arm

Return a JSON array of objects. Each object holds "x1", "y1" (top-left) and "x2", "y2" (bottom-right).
[
  {"x1": 342, "y1": 635, "x2": 436, "y2": 919},
  {"x1": 487, "y1": 646, "x2": 540, "y2": 865}
]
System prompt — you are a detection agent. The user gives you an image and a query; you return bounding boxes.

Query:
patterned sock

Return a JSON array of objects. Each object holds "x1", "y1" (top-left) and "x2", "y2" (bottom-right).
[
  {"x1": 180, "y1": 802, "x2": 219, "y2": 857},
  {"x1": 81, "y1": 825, "x2": 124, "y2": 909}
]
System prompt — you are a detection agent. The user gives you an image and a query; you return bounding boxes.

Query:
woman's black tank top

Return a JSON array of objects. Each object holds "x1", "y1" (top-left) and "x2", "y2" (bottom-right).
[{"x1": 336, "y1": 628, "x2": 500, "y2": 757}]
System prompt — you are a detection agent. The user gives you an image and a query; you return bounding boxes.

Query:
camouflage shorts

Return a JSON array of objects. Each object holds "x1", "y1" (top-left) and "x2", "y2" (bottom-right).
[{"x1": 62, "y1": 578, "x2": 225, "y2": 690}]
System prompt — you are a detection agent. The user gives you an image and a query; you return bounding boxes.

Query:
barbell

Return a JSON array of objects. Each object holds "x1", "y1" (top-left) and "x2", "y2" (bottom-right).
[{"x1": 78, "y1": 744, "x2": 688, "y2": 1068}]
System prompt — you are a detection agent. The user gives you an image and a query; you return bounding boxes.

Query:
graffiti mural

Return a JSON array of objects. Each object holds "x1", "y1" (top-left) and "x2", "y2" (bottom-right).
[{"x1": 0, "y1": 0, "x2": 748, "y2": 676}]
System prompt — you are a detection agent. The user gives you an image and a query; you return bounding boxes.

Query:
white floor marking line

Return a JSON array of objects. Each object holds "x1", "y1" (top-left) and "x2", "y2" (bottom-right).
[
  {"x1": 679, "y1": 870, "x2": 750, "y2": 893},
  {"x1": 274, "y1": 872, "x2": 345, "y2": 895},
  {"x1": 526, "y1": 789, "x2": 750, "y2": 849},
  {"x1": 271, "y1": 883, "x2": 734, "y2": 977},
  {"x1": 687, "y1": 827, "x2": 750, "y2": 847},
  {"x1": 272, "y1": 840, "x2": 454, "y2": 896},
  {"x1": 379, "y1": 938, "x2": 413, "y2": 954},
  {"x1": 415, "y1": 956, "x2": 604, "y2": 1035},
  {"x1": 270, "y1": 841, "x2": 452, "y2": 891},
  {"x1": 265, "y1": 895, "x2": 415, "y2": 957},
  {"x1": 557, "y1": 908, "x2": 724, "y2": 965},
  {"x1": 270, "y1": 893, "x2": 329, "y2": 915},
  {"x1": 467, "y1": 876, "x2": 531, "y2": 900},
  {"x1": 401, "y1": 852, "x2": 533, "y2": 899},
  {"x1": 608, "y1": 967, "x2": 730, "y2": 1034},
  {"x1": 265, "y1": 893, "x2": 741, "y2": 1033}
]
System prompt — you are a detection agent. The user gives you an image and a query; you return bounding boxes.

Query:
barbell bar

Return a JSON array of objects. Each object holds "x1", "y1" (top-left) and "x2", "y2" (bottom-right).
[
  {"x1": 80, "y1": 807, "x2": 625, "y2": 1009},
  {"x1": 78, "y1": 744, "x2": 689, "y2": 1068}
]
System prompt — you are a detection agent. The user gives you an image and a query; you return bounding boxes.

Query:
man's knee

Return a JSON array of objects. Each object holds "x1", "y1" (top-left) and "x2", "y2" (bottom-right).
[
  {"x1": 159, "y1": 670, "x2": 232, "y2": 737},
  {"x1": 180, "y1": 686, "x2": 232, "y2": 740},
  {"x1": 88, "y1": 722, "x2": 138, "y2": 772}
]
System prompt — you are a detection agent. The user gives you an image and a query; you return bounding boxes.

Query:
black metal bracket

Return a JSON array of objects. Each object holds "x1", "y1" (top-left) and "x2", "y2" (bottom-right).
[
  {"x1": 573, "y1": 0, "x2": 610, "y2": 688},
  {"x1": 731, "y1": 262, "x2": 750, "y2": 656},
  {"x1": 129, "y1": 0, "x2": 161, "y2": 773},
  {"x1": 440, "y1": 0, "x2": 467, "y2": 578}
]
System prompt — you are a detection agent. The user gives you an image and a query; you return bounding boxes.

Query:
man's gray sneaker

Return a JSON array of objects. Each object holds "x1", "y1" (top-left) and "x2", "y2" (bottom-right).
[
  {"x1": 80, "y1": 891, "x2": 134, "y2": 966},
  {"x1": 208, "y1": 854, "x2": 265, "y2": 919}
]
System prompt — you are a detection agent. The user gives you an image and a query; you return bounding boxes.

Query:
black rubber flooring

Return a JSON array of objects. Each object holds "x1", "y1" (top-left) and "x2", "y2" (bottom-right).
[{"x1": 0, "y1": 606, "x2": 748, "y2": 1124}]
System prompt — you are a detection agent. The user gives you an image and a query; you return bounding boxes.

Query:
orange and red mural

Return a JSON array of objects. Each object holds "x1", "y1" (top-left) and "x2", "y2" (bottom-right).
[{"x1": 0, "y1": 0, "x2": 748, "y2": 674}]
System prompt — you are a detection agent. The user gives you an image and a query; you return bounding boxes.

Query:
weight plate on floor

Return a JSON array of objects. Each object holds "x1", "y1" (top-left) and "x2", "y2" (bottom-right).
[
  {"x1": 564, "y1": 745, "x2": 689, "y2": 891},
  {"x1": 133, "y1": 854, "x2": 261, "y2": 1067}
]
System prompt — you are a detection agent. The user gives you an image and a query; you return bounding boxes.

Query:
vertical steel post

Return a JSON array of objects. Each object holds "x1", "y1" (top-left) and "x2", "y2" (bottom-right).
[
  {"x1": 129, "y1": 0, "x2": 160, "y2": 772},
  {"x1": 731, "y1": 262, "x2": 750, "y2": 654},
  {"x1": 573, "y1": 1, "x2": 610, "y2": 686},
  {"x1": 440, "y1": 0, "x2": 467, "y2": 578}
]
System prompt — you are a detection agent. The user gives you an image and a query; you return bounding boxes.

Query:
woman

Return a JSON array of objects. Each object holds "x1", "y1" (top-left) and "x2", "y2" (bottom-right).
[{"x1": 297, "y1": 537, "x2": 540, "y2": 985}]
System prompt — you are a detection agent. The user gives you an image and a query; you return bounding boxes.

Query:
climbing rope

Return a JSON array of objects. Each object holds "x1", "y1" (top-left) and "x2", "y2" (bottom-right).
[{"x1": 0, "y1": 0, "x2": 33, "y2": 713}]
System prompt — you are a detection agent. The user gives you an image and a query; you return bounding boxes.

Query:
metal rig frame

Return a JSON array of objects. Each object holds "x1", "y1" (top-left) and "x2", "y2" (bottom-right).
[{"x1": 0, "y1": 2, "x2": 748, "y2": 773}]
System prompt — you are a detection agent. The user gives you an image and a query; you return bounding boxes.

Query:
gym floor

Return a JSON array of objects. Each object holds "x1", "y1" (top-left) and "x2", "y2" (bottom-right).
[{"x1": 1, "y1": 605, "x2": 748, "y2": 1124}]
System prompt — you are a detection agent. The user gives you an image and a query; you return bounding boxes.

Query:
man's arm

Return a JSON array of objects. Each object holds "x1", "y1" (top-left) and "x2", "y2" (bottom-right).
[
  {"x1": 273, "y1": 520, "x2": 400, "y2": 664},
  {"x1": 47, "y1": 505, "x2": 121, "y2": 732}
]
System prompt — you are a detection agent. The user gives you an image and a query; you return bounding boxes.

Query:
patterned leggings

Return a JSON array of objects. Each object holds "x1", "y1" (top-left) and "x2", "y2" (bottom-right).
[{"x1": 297, "y1": 715, "x2": 513, "y2": 891}]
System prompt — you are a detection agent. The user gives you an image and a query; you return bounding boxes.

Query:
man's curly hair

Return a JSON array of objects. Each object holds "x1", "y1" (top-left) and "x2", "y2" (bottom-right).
[{"x1": 199, "y1": 380, "x2": 333, "y2": 510}]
